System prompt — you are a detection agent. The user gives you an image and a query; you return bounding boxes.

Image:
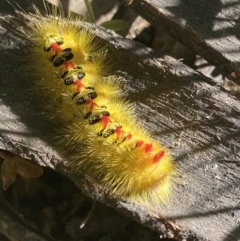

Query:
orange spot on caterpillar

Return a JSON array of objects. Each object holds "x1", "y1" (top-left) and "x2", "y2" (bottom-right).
[
  {"x1": 64, "y1": 61, "x2": 75, "y2": 69},
  {"x1": 126, "y1": 133, "x2": 132, "y2": 140},
  {"x1": 153, "y1": 150, "x2": 165, "y2": 163},
  {"x1": 100, "y1": 115, "x2": 112, "y2": 129},
  {"x1": 144, "y1": 143, "x2": 153, "y2": 153},
  {"x1": 74, "y1": 80, "x2": 85, "y2": 91},
  {"x1": 115, "y1": 126, "x2": 123, "y2": 139},
  {"x1": 136, "y1": 140, "x2": 144, "y2": 148},
  {"x1": 50, "y1": 42, "x2": 62, "y2": 55},
  {"x1": 85, "y1": 99, "x2": 98, "y2": 111}
]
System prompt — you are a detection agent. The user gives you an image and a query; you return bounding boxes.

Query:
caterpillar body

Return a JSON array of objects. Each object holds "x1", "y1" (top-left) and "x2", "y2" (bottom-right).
[{"x1": 26, "y1": 8, "x2": 176, "y2": 207}]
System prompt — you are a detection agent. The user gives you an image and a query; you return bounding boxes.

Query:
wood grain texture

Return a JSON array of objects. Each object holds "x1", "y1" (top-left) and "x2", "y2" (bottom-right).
[
  {"x1": 124, "y1": 0, "x2": 240, "y2": 82},
  {"x1": 0, "y1": 3, "x2": 240, "y2": 241}
]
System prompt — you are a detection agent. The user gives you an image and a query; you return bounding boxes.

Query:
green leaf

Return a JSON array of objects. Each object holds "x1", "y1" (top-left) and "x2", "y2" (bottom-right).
[{"x1": 100, "y1": 20, "x2": 129, "y2": 31}]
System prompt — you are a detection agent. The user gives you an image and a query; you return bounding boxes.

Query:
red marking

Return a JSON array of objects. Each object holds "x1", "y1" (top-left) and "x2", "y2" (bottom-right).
[
  {"x1": 64, "y1": 61, "x2": 75, "y2": 70},
  {"x1": 74, "y1": 80, "x2": 85, "y2": 91},
  {"x1": 101, "y1": 116, "x2": 112, "y2": 129},
  {"x1": 153, "y1": 150, "x2": 165, "y2": 163},
  {"x1": 85, "y1": 99, "x2": 98, "y2": 111},
  {"x1": 144, "y1": 143, "x2": 153, "y2": 153},
  {"x1": 51, "y1": 43, "x2": 62, "y2": 55},
  {"x1": 115, "y1": 126, "x2": 123, "y2": 139},
  {"x1": 136, "y1": 140, "x2": 144, "y2": 147},
  {"x1": 126, "y1": 133, "x2": 132, "y2": 140}
]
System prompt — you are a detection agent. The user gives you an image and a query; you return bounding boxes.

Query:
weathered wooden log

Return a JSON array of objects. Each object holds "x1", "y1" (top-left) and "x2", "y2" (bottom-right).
[{"x1": 0, "y1": 3, "x2": 240, "y2": 241}]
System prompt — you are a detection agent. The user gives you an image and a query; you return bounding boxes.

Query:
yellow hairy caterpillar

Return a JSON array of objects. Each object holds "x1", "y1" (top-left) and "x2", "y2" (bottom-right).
[{"x1": 24, "y1": 5, "x2": 176, "y2": 207}]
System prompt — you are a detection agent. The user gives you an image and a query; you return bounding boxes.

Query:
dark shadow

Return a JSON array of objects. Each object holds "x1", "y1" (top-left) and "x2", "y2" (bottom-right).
[
  {"x1": 91, "y1": 0, "x2": 117, "y2": 20},
  {"x1": 223, "y1": 225, "x2": 240, "y2": 241},
  {"x1": 167, "y1": 0, "x2": 222, "y2": 39}
]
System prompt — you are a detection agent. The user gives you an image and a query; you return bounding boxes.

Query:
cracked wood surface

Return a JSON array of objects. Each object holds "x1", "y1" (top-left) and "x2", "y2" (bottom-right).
[{"x1": 0, "y1": 2, "x2": 240, "y2": 241}]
